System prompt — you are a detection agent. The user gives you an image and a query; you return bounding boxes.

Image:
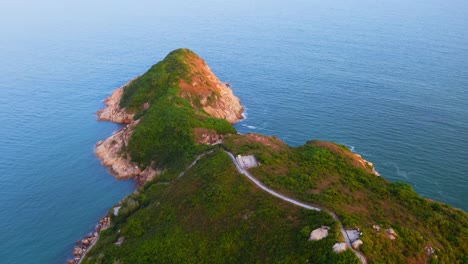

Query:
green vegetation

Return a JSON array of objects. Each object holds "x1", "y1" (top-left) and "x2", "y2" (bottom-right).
[
  {"x1": 88, "y1": 49, "x2": 467, "y2": 263},
  {"x1": 118, "y1": 49, "x2": 235, "y2": 173},
  {"x1": 223, "y1": 135, "x2": 468, "y2": 263},
  {"x1": 84, "y1": 150, "x2": 359, "y2": 264}
]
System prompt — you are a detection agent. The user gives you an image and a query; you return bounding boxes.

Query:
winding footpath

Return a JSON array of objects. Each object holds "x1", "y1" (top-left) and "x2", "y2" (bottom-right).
[
  {"x1": 177, "y1": 150, "x2": 215, "y2": 179},
  {"x1": 78, "y1": 149, "x2": 366, "y2": 263},
  {"x1": 224, "y1": 151, "x2": 367, "y2": 264}
]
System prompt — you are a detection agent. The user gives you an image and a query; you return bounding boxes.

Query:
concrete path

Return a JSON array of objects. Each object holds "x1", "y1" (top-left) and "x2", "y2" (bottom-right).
[{"x1": 225, "y1": 150, "x2": 367, "y2": 264}]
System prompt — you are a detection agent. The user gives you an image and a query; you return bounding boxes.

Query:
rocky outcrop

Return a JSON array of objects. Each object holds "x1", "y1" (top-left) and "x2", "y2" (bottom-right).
[
  {"x1": 95, "y1": 120, "x2": 140, "y2": 179},
  {"x1": 96, "y1": 78, "x2": 137, "y2": 124},
  {"x1": 95, "y1": 118, "x2": 161, "y2": 183},
  {"x1": 194, "y1": 128, "x2": 224, "y2": 145},
  {"x1": 201, "y1": 81, "x2": 244, "y2": 124},
  {"x1": 353, "y1": 153, "x2": 380, "y2": 176},
  {"x1": 95, "y1": 79, "x2": 145, "y2": 180},
  {"x1": 137, "y1": 165, "x2": 160, "y2": 185},
  {"x1": 178, "y1": 50, "x2": 244, "y2": 124}
]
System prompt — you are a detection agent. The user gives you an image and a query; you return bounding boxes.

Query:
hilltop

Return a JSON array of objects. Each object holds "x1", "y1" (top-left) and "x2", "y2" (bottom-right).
[
  {"x1": 74, "y1": 49, "x2": 467, "y2": 264},
  {"x1": 95, "y1": 49, "x2": 243, "y2": 184}
]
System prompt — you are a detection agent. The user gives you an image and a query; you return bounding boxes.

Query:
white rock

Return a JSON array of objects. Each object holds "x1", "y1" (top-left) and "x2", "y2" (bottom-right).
[
  {"x1": 333, "y1": 242, "x2": 347, "y2": 253},
  {"x1": 309, "y1": 227, "x2": 329, "y2": 241},
  {"x1": 114, "y1": 236, "x2": 125, "y2": 247},
  {"x1": 113, "y1": 206, "x2": 121, "y2": 216}
]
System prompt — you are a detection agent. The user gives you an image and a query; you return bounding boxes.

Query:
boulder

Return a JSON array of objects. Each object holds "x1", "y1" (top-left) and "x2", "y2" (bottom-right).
[
  {"x1": 352, "y1": 239, "x2": 363, "y2": 249},
  {"x1": 309, "y1": 227, "x2": 329, "y2": 241},
  {"x1": 332, "y1": 242, "x2": 347, "y2": 253},
  {"x1": 73, "y1": 246, "x2": 83, "y2": 257},
  {"x1": 114, "y1": 236, "x2": 125, "y2": 247},
  {"x1": 81, "y1": 239, "x2": 90, "y2": 246},
  {"x1": 113, "y1": 206, "x2": 122, "y2": 216},
  {"x1": 386, "y1": 228, "x2": 398, "y2": 240}
]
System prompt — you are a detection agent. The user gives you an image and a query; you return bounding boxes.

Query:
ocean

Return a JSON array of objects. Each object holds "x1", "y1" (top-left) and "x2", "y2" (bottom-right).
[{"x1": 0, "y1": 0, "x2": 466, "y2": 262}]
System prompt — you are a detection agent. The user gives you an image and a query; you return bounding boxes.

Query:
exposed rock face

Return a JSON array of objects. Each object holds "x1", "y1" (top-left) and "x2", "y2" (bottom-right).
[
  {"x1": 95, "y1": 121, "x2": 141, "y2": 179},
  {"x1": 95, "y1": 82, "x2": 161, "y2": 183},
  {"x1": 178, "y1": 50, "x2": 244, "y2": 124},
  {"x1": 333, "y1": 242, "x2": 347, "y2": 253},
  {"x1": 95, "y1": 118, "x2": 161, "y2": 183},
  {"x1": 201, "y1": 81, "x2": 244, "y2": 124},
  {"x1": 309, "y1": 226, "x2": 329, "y2": 241},
  {"x1": 96, "y1": 78, "x2": 137, "y2": 124},
  {"x1": 137, "y1": 166, "x2": 160, "y2": 185},
  {"x1": 353, "y1": 153, "x2": 380, "y2": 176}
]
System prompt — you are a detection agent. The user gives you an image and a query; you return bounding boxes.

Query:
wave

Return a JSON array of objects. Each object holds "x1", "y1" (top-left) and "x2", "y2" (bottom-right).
[{"x1": 241, "y1": 124, "x2": 256, "y2": 129}]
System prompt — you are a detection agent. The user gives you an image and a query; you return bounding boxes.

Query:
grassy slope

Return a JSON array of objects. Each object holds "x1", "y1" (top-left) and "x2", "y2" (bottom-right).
[
  {"x1": 83, "y1": 150, "x2": 359, "y2": 264},
  {"x1": 223, "y1": 134, "x2": 468, "y2": 263}
]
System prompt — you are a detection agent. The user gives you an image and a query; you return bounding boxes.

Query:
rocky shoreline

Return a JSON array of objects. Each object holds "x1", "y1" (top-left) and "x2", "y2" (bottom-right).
[
  {"x1": 94, "y1": 78, "x2": 160, "y2": 185},
  {"x1": 67, "y1": 216, "x2": 110, "y2": 264}
]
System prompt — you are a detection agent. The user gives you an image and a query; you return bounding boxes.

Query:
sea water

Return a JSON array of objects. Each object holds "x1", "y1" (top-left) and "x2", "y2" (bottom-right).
[{"x1": 0, "y1": 0, "x2": 467, "y2": 262}]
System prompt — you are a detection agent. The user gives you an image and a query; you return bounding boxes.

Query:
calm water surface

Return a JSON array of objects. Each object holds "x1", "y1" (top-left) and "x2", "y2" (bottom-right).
[{"x1": 0, "y1": 0, "x2": 467, "y2": 262}]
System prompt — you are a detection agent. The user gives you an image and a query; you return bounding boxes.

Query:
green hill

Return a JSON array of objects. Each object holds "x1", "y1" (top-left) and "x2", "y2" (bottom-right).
[{"x1": 84, "y1": 49, "x2": 467, "y2": 263}]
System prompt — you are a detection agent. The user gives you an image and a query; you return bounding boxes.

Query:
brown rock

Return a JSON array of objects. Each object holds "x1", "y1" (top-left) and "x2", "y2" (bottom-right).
[
  {"x1": 81, "y1": 239, "x2": 90, "y2": 246},
  {"x1": 95, "y1": 120, "x2": 142, "y2": 179},
  {"x1": 386, "y1": 228, "x2": 398, "y2": 240},
  {"x1": 73, "y1": 246, "x2": 83, "y2": 257},
  {"x1": 352, "y1": 239, "x2": 363, "y2": 249},
  {"x1": 177, "y1": 51, "x2": 244, "y2": 124}
]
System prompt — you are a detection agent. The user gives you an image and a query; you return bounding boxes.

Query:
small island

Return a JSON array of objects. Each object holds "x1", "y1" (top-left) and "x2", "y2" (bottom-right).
[{"x1": 69, "y1": 49, "x2": 467, "y2": 264}]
